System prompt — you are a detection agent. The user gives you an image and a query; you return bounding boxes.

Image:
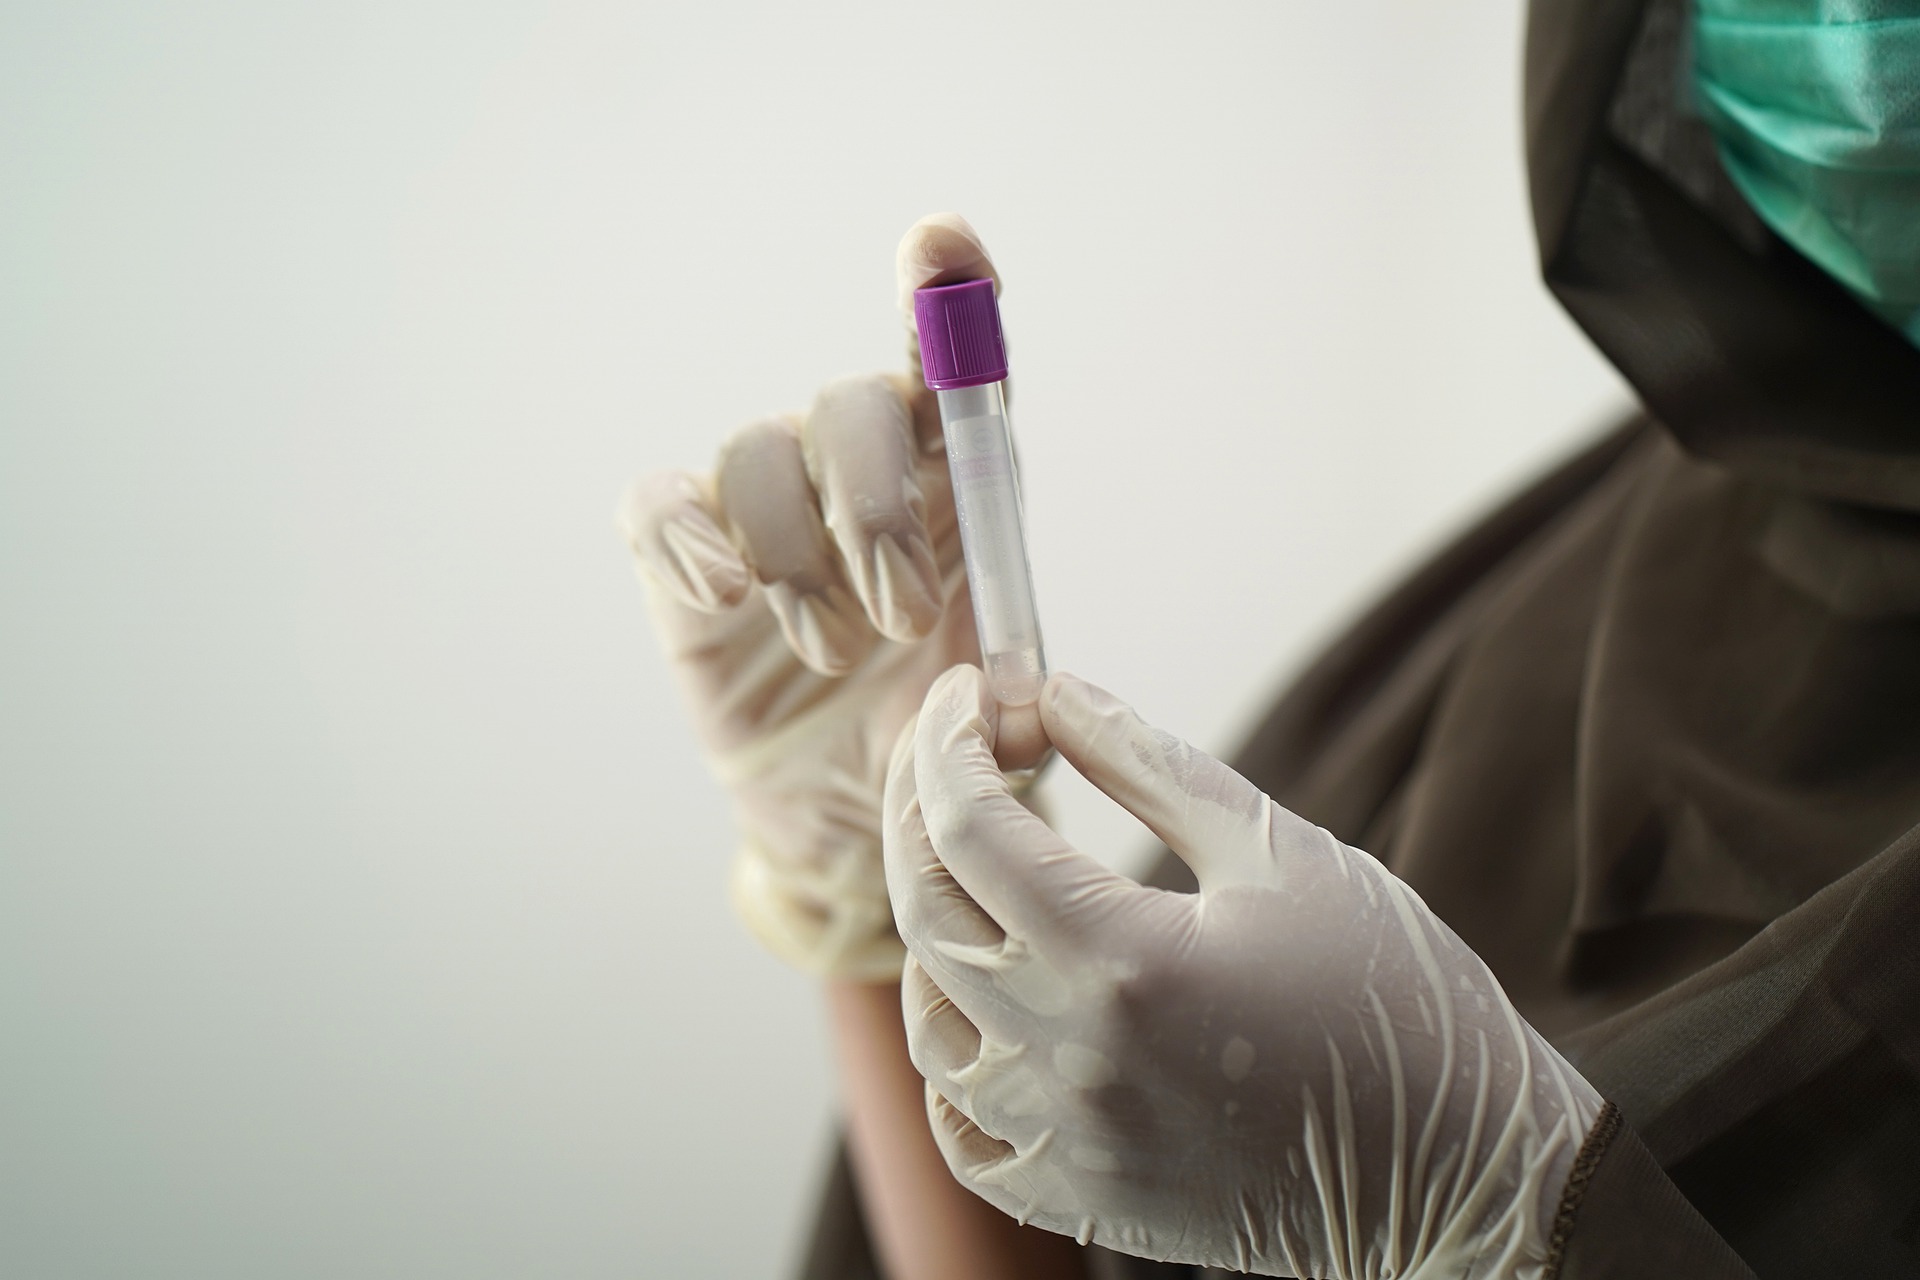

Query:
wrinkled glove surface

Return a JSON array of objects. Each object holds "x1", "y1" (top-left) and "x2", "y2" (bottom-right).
[{"x1": 886, "y1": 666, "x2": 1603, "y2": 1277}]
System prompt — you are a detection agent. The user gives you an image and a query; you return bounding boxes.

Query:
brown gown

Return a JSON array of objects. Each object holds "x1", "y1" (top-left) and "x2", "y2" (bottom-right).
[{"x1": 800, "y1": 0, "x2": 1920, "y2": 1273}]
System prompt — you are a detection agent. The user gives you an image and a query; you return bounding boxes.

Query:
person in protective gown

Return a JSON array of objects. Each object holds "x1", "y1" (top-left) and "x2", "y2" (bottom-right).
[{"x1": 623, "y1": 0, "x2": 1920, "y2": 1274}]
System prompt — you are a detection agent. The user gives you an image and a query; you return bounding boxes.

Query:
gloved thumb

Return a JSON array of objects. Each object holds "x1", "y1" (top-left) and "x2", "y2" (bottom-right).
[{"x1": 1039, "y1": 672, "x2": 1324, "y2": 893}]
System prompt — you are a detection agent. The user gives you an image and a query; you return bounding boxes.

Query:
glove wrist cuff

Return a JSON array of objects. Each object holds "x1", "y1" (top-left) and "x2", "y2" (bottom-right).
[{"x1": 728, "y1": 839, "x2": 905, "y2": 981}]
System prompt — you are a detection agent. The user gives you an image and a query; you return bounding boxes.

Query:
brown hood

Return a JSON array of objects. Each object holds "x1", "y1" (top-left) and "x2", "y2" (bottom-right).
[{"x1": 1526, "y1": 0, "x2": 1920, "y2": 512}]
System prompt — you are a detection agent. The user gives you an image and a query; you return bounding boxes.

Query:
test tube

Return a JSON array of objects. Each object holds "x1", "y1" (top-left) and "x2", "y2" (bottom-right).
[{"x1": 913, "y1": 278, "x2": 1047, "y2": 707}]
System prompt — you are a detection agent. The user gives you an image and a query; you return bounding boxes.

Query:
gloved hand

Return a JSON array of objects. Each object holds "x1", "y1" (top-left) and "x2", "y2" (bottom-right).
[
  {"x1": 618, "y1": 214, "x2": 1016, "y2": 980},
  {"x1": 885, "y1": 666, "x2": 1605, "y2": 1277}
]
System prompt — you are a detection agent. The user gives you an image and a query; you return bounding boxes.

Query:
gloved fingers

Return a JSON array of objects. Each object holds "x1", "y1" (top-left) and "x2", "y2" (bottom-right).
[
  {"x1": 884, "y1": 715, "x2": 1034, "y2": 1043},
  {"x1": 800, "y1": 374, "x2": 944, "y2": 643},
  {"x1": 713, "y1": 415, "x2": 876, "y2": 676},
  {"x1": 617, "y1": 469, "x2": 750, "y2": 613},
  {"x1": 1040, "y1": 672, "x2": 1324, "y2": 892},
  {"x1": 895, "y1": 213, "x2": 998, "y2": 324},
  {"x1": 900, "y1": 954, "x2": 985, "y2": 1105},
  {"x1": 925, "y1": 1085, "x2": 1061, "y2": 1235},
  {"x1": 905, "y1": 958, "x2": 1056, "y2": 1155},
  {"x1": 925, "y1": 1082, "x2": 1018, "y2": 1184},
  {"x1": 895, "y1": 212, "x2": 1000, "y2": 454},
  {"x1": 910, "y1": 665, "x2": 1151, "y2": 956},
  {"x1": 927, "y1": 1037, "x2": 1062, "y2": 1156}
]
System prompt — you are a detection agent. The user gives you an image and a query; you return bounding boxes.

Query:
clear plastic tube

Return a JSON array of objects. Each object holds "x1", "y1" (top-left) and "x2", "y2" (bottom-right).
[{"x1": 937, "y1": 380, "x2": 1046, "y2": 706}]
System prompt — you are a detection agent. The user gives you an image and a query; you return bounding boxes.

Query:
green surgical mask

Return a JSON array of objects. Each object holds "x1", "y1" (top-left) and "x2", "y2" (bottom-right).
[{"x1": 1694, "y1": 0, "x2": 1920, "y2": 345}]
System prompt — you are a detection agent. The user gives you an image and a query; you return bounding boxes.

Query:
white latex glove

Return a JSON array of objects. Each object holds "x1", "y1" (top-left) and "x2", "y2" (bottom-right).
[
  {"x1": 885, "y1": 666, "x2": 1605, "y2": 1278},
  {"x1": 620, "y1": 214, "x2": 1045, "y2": 980}
]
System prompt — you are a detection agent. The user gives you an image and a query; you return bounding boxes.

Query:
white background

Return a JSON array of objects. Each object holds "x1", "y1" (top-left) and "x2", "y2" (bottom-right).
[{"x1": 0, "y1": 2, "x2": 1626, "y2": 1276}]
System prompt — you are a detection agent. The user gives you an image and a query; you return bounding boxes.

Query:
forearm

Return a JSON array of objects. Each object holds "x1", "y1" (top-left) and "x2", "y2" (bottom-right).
[{"x1": 825, "y1": 980, "x2": 1085, "y2": 1280}]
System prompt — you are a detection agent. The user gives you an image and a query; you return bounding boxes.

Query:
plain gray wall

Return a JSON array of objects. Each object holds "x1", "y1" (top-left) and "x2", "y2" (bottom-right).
[{"x1": 0, "y1": 1, "x2": 1626, "y2": 1275}]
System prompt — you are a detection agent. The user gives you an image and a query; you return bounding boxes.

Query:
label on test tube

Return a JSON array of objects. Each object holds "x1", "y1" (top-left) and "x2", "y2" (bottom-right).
[{"x1": 946, "y1": 414, "x2": 1042, "y2": 663}]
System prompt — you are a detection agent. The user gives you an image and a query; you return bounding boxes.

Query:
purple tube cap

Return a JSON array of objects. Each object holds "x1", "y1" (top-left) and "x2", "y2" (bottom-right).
[{"x1": 914, "y1": 278, "x2": 1008, "y2": 390}]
